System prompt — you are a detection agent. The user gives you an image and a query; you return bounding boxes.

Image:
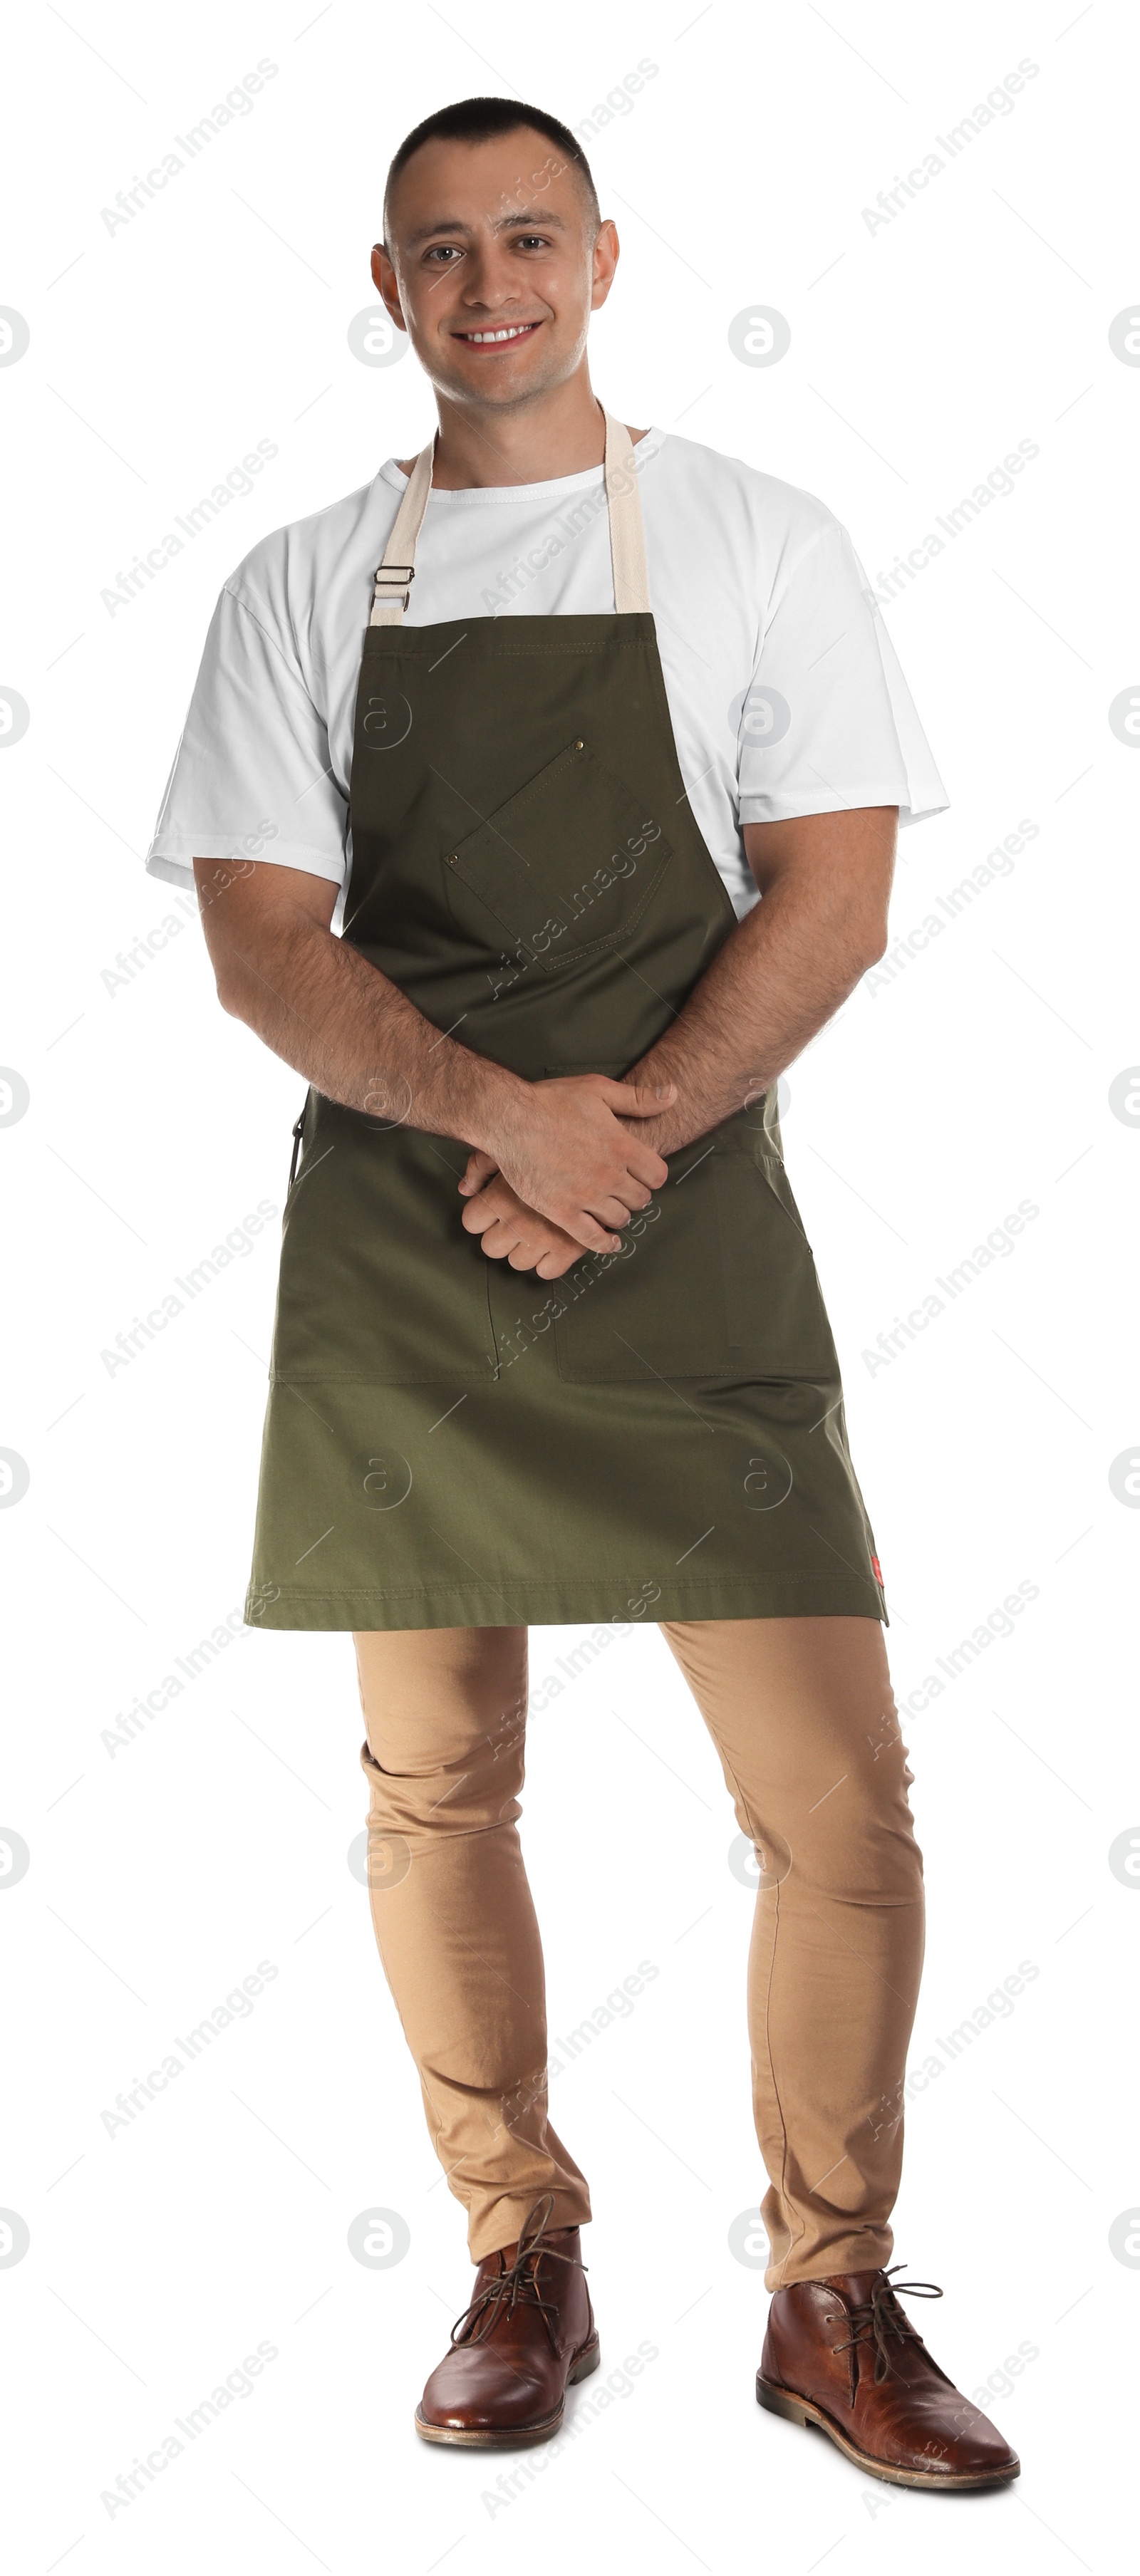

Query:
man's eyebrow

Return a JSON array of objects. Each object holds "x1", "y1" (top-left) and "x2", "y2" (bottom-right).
[{"x1": 403, "y1": 208, "x2": 571, "y2": 247}]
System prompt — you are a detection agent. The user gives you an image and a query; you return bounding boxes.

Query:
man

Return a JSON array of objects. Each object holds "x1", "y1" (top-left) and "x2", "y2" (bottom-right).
[{"x1": 147, "y1": 96, "x2": 1018, "y2": 2490}]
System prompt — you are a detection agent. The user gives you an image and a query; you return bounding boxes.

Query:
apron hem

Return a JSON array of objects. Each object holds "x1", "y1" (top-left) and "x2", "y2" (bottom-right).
[{"x1": 244, "y1": 1572, "x2": 888, "y2": 1634}]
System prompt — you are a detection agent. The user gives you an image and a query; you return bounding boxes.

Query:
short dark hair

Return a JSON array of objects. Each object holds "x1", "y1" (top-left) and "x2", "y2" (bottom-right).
[{"x1": 383, "y1": 95, "x2": 599, "y2": 239}]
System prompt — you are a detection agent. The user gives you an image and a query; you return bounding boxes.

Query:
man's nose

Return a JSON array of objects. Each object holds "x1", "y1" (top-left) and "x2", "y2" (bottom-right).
[{"x1": 457, "y1": 246, "x2": 524, "y2": 311}]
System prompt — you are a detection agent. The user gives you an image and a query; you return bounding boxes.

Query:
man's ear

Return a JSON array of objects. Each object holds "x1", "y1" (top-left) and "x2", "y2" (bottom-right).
[
  {"x1": 589, "y1": 218, "x2": 620, "y2": 312},
  {"x1": 370, "y1": 242, "x2": 407, "y2": 328}
]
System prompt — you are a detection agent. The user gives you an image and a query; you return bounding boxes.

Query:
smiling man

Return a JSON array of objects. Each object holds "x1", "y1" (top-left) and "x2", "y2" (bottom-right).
[{"x1": 146, "y1": 95, "x2": 1018, "y2": 2491}]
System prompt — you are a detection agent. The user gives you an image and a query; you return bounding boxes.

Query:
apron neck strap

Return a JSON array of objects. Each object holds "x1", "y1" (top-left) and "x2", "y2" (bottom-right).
[
  {"x1": 603, "y1": 410, "x2": 651, "y2": 614},
  {"x1": 368, "y1": 407, "x2": 651, "y2": 627}
]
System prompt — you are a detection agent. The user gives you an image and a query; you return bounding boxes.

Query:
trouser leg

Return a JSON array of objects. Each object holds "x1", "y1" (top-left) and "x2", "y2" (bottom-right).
[
  {"x1": 353, "y1": 1624, "x2": 591, "y2": 2261},
  {"x1": 659, "y1": 1616, "x2": 925, "y2": 2291}
]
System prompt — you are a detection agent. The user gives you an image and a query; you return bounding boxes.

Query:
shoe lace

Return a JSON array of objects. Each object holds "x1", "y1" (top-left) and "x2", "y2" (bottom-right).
[
  {"x1": 450, "y1": 2194, "x2": 584, "y2": 2352},
  {"x1": 830, "y1": 2264, "x2": 943, "y2": 2402}
]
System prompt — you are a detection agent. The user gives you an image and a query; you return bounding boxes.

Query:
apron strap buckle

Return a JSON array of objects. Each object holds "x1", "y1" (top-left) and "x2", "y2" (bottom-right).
[{"x1": 370, "y1": 562, "x2": 415, "y2": 625}]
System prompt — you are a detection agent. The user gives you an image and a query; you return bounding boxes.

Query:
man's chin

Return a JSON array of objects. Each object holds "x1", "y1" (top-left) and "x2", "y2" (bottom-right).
[{"x1": 426, "y1": 345, "x2": 576, "y2": 412}]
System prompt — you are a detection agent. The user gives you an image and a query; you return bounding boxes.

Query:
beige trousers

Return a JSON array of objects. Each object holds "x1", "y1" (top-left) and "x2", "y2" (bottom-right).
[{"x1": 354, "y1": 1618, "x2": 924, "y2": 2290}]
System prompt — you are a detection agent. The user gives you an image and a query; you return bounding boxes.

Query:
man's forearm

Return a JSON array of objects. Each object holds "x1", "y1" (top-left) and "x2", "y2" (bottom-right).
[
  {"x1": 197, "y1": 859, "x2": 676, "y2": 1255},
  {"x1": 618, "y1": 847, "x2": 888, "y2": 1156},
  {"x1": 211, "y1": 894, "x2": 528, "y2": 1153}
]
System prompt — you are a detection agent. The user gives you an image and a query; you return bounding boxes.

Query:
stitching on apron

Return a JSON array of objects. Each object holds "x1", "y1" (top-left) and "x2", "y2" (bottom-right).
[
  {"x1": 361, "y1": 636, "x2": 657, "y2": 660},
  {"x1": 450, "y1": 858, "x2": 675, "y2": 975},
  {"x1": 256, "y1": 1574, "x2": 877, "y2": 1600}
]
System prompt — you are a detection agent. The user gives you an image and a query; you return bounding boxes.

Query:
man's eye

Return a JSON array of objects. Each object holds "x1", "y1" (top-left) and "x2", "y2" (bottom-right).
[{"x1": 425, "y1": 245, "x2": 461, "y2": 262}]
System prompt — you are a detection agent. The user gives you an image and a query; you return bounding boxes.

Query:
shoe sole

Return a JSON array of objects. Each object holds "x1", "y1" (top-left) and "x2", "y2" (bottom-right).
[
  {"x1": 755, "y1": 2373, "x2": 1020, "y2": 2491},
  {"x1": 415, "y1": 2334, "x2": 601, "y2": 2448}
]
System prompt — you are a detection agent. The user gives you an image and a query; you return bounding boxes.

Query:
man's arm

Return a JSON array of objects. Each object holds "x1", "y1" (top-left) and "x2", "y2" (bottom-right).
[
  {"x1": 457, "y1": 807, "x2": 896, "y2": 1273},
  {"x1": 616, "y1": 804, "x2": 897, "y2": 1151},
  {"x1": 192, "y1": 858, "x2": 675, "y2": 1259}
]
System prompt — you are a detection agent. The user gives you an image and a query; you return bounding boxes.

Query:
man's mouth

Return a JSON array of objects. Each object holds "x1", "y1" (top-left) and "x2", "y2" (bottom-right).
[{"x1": 451, "y1": 322, "x2": 543, "y2": 347}]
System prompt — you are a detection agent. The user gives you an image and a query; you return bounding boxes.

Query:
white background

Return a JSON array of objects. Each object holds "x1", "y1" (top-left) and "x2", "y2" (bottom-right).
[{"x1": 1, "y1": 2, "x2": 1136, "y2": 2568}]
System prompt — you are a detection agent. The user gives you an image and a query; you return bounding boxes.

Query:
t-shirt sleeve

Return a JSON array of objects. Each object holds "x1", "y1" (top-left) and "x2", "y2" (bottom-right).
[
  {"x1": 737, "y1": 516, "x2": 948, "y2": 830},
  {"x1": 145, "y1": 582, "x2": 348, "y2": 891}
]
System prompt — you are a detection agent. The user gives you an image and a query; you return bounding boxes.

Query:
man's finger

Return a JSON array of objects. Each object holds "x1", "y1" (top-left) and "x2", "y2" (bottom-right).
[
  {"x1": 478, "y1": 1222, "x2": 519, "y2": 1260},
  {"x1": 460, "y1": 1191, "x2": 506, "y2": 1237},
  {"x1": 598, "y1": 1079, "x2": 676, "y2": 1116},
  {"x1": 457, "y1": 1148, "x2": 499, "y2": 1195},
  {"x1": 616, "y1": 1144, "x2": 670, "y2": 1190},
  {"x1": 566, "y1": 1217, "x2": 622, "y2": 1253},
  {"x1": 586, "y1": 1195, "x2": 646, "y2": 1230}
]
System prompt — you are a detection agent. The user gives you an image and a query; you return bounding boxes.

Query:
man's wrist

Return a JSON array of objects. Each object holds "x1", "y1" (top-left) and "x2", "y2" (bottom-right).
[
  {"x1": 615, "y1": 1111, "x2": 673, "y2": 1158},
  {"x1": 444, "y1": 1051, "x2": 531, "y2": 1159}
]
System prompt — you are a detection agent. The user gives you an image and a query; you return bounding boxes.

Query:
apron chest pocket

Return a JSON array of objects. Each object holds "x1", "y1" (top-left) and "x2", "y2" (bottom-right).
[{"x1": 442, "y1": 738, "x2": 673, "y2": 974}]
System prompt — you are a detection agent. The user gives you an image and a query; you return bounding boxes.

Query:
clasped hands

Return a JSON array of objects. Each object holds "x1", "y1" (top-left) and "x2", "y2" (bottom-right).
[{"x1": 457, "y1": 1072, "x2": 677, "y2": 1279}]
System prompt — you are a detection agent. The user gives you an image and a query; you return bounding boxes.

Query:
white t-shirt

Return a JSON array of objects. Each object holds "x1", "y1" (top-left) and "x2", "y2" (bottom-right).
[{"x1": 145, "y1": 426, "x2": 948, "y2": 923}]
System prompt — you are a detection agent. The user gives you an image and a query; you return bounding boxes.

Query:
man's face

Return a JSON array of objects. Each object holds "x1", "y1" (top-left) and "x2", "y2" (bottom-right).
[{"x1": 374, "y1": 129, "x2": 617, "y2": 414}]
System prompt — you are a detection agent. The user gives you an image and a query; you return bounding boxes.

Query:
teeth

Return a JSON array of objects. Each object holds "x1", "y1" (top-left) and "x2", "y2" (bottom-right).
[{"x1": 462, "y1": 325, "x2": 534, "y2": 343}]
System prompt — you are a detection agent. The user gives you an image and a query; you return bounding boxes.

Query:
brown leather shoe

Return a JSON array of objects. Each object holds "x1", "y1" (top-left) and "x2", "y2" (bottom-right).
[
  {"x1": 415, "y1": 2196, "x2": 600, "y2": 2448},
  {"x1": 756, "y1": 2265, "x2": 1020, "y2": 2491}
]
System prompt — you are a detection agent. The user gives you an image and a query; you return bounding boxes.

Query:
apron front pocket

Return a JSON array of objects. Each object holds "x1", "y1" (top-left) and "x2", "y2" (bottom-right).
[
  {"x1": 442, "y1": 737, "x2": 673, "y2": 975},
  {"x1": 551, "y1": 1113, "x2": 838, "y2": 1384},
  {"x1": 272, "y1": 1107, "x2": 499, "y2": 1386},
  {"x1": 711, "y1": 1148, "x2": 838, "y2": 1376}
]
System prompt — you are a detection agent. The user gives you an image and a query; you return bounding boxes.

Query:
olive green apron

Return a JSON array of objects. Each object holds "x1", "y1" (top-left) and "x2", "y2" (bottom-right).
[{"x1": 244, "y1": 412, "x2": 886, "y2": 1633}]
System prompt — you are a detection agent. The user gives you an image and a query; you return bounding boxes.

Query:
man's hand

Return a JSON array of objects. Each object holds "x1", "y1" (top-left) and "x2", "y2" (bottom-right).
[
  {"x1": 469, "y1": 1073, "x2": 677, "y2": 1256},
  {"x1": 459, "y1": 1168, "x2": 584, "y2": 1276}
]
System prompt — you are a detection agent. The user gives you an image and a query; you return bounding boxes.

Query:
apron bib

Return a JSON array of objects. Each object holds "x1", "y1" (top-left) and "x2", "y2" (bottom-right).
[{"x1": 245, "y1": 414, "x2": 886, "y2": 1633}]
